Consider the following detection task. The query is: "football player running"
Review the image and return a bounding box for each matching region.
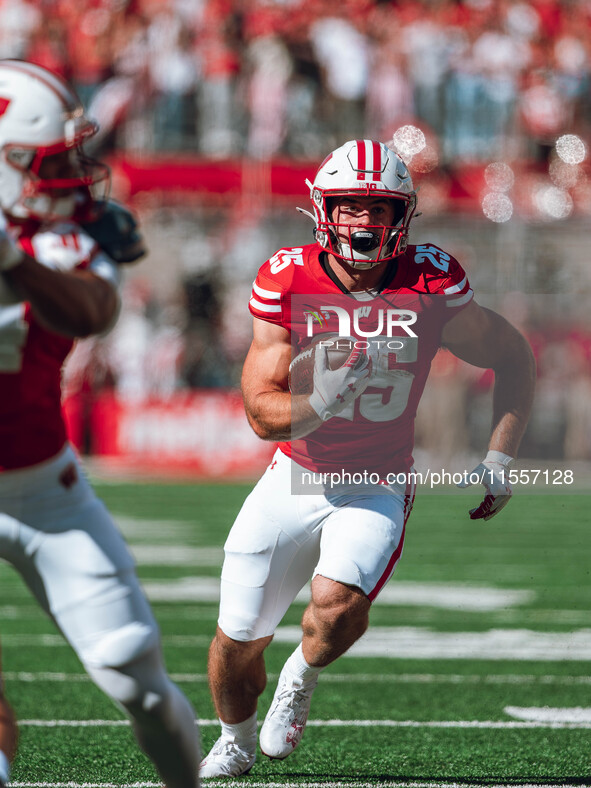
[0,61,200,787]
[200,139,536,778]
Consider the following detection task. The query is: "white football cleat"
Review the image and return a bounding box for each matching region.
[259,667,318,759]
[199,736,256,778]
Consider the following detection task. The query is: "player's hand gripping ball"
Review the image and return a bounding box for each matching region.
[289,335,372,420]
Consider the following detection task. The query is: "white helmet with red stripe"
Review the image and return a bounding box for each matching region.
[305,139,417,269]
[0,59,109,221]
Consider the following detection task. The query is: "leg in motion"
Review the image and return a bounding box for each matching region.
[87,637,200,788]
[200,628,272,778]
[18,473,202,788]
[260,575,370,759]
[0,664,17,788]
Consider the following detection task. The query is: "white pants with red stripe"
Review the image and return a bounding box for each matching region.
[218,448,415,642]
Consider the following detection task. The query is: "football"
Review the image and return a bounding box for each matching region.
[288,335,361,394]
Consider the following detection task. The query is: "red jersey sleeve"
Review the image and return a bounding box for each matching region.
[249,247,305,328]
[440,258,473,316]
[411,243,473,319]
[249,267,284,325]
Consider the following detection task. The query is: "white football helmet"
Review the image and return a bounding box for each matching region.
[0,60,109,221]
[302,139,417,269]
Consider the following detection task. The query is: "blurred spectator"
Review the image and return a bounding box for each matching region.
[245,33,293,159]
[0,0,41,60]
[518,67,570,161]
[27,18,69,78]
[197,0,242,157]
[88,11,152,153]
[365,33,413,141]
[105,279,154,403]
[148,5,200,150]
[402,7,453,141]
[309,16,369,142]
[6,0,590,165]
[68,5,116,106]
[470,16,529,159]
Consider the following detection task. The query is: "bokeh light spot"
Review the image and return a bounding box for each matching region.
[391,125,426,161]
[484,162,515,192]
[549,157,581,189]
[533,184,573,219]
[555,134,586,165]
[482,192,513,223]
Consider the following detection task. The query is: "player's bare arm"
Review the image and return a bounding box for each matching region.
[4,253,118,338]
[242,318,323,441]
[441,300,536,457]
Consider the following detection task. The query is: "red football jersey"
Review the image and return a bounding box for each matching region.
[249,243,473,476]
[0,219,119,471]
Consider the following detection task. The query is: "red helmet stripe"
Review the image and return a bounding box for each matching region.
[356,139,366,180]
[372,141,382,181]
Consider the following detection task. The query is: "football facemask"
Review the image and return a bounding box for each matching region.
[7,143,110,220]
[318,192,413,269]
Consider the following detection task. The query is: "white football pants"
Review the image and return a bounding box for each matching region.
[0,444,200,788]
[218,448,415,641]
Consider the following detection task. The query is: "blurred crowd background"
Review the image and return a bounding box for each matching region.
[5,0,590,161]
[7,0,589,467]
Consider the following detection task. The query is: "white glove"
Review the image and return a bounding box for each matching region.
[309,344,372,421]
[457,450,513,521]
[0,228,24,272]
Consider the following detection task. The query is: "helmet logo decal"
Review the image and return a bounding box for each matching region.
[355,140,382,182]
[0,97,10,118]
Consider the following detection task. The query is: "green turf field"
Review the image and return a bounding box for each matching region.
[2,479,591,787]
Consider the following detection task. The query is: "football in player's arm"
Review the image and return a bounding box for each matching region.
[0,60,200,788]
[200,139,536,779]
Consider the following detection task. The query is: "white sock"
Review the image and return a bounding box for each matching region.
[0,750,10,785]
[285,643,323,683]
[220,711,257,748]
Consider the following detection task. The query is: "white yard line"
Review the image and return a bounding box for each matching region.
[129,545,223,567]
[10,626,591,660]
[0,634,212,647]
[11,782,591,788]
[139,578,534,611]
[198,784,589,788]
[16,718,591,729]
[505,705,591,723]
[273,626,591,660]
[6,670,591,686]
